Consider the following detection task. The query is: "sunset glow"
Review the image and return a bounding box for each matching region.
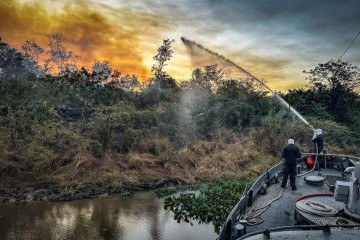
[1,0,359,91]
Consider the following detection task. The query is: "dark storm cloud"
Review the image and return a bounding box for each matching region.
[207,0,360,60]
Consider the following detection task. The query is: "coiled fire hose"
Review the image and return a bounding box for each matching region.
[241,184,285,225]
[295,200,338,216]
[295,200,359,228]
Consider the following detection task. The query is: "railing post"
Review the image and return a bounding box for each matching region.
[247,190,253,207]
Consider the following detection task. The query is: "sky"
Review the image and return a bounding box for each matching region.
[0,0,359,91]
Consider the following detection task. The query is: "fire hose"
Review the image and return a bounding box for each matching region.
[295,200,359,228]
[241,184,284,225]
[295,200,338,216]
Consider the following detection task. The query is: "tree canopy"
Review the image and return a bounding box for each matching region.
[304,59,360,91]
[286,59,360,126]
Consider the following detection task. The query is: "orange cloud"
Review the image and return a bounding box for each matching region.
[0,0,311,91]
[0,0,155,80]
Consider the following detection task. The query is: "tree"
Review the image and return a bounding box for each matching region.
[293,60,360,124]
[119,74,139,91]
[189,64,225,92]
[44,34,78,73]
[0,37,42,78]
[151,39,175,87]
[21,40,44,62]
[304,60,360,91]
[91,60,113,82]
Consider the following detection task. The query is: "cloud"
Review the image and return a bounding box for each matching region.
[1,0,359,90]
[0,0,175,80]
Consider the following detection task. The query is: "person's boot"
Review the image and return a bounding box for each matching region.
[292,186,297,191]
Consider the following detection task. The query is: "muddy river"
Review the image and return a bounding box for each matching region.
[0,191,217,240]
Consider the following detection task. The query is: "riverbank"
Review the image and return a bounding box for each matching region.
[0,168,244,204]
[1,130,282,204]
[0,181,129,204]
[0,179,200,204]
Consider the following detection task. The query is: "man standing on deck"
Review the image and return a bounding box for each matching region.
[281,139,302,190]
[312,129,324,174]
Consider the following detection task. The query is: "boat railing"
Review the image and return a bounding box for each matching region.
[237,224,360,240]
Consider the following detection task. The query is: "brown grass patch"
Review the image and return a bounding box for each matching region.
[126,152,156,170]
[138,137,172,154]
[0,161,20,177]
[74,148,98,172]
[191,140,216,156]
[100,154,120,173]
[2,151,20,162]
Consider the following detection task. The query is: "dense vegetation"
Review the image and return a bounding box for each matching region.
[1,36,359,232]
[164,179,250,233]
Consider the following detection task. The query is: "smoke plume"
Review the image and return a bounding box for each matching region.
[0,0,151,79]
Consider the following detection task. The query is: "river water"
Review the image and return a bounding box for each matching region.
[0,191,217,240]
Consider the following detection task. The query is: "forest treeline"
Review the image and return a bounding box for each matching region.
[0,35,359,194]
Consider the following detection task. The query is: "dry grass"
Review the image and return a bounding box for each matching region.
[100,154,121,173]
[0,161,19,177]
[0,151,21,177]
[2,151,20,162]
[125,152,156,170]
[49,151,74,171]
[191,140,216,156]
[20,121,353,191]
[138,137,172,154]
[74,148,98,171]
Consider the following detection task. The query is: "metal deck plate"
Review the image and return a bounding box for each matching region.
[304,176,325,186]
[324,175,345,186]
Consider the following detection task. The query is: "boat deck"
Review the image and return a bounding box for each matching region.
[246,168,342,233]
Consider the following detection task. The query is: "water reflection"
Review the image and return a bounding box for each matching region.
[0,192,217,240]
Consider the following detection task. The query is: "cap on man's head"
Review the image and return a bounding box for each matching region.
[288,139,295,144]
[316,129,322,134]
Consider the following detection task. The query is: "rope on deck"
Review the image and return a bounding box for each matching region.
[318,217,359,227]
[241,184,284,225]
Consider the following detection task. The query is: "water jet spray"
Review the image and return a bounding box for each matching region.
[181,37,315,132]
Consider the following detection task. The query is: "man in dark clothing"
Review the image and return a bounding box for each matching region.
[312,129,324,173]
[281,139,302,190]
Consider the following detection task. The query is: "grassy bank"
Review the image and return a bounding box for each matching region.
[1,53,360,204]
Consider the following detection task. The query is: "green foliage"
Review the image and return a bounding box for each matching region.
[309,118,359,147]
[284,88,332,119]
[119,190,132,197]
[130,110,158,129]
[286,87,360,125]
[190,64,225,92]
[187,79,271,137]
[164,179,250,233]
[153,185,201,197]
[290,60,360,125]
[123,128,143,150]
[304,60,360,91]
